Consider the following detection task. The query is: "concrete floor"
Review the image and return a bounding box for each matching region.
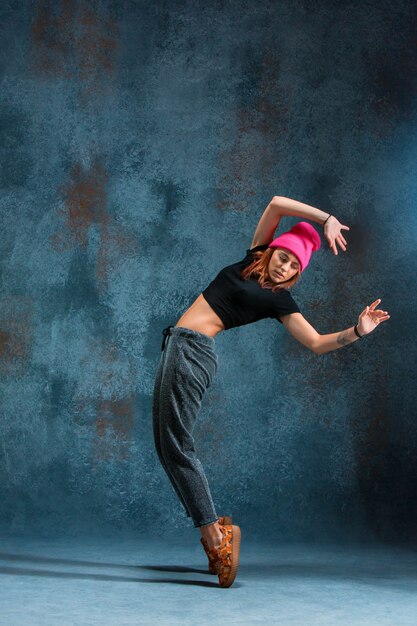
[1,532,417,625]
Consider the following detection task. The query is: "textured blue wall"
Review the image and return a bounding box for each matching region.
[1,0,416,542]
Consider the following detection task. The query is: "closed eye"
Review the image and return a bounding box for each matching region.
[280,255,299,270]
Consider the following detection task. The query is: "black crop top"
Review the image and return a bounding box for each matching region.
[202,243,301,330]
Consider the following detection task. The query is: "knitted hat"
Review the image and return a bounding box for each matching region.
[268,222,321,272]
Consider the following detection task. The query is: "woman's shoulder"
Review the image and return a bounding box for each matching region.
[239,243,268,268]
[246,242,269,254]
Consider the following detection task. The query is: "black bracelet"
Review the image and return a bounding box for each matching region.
[323,214,332,226]
[354,324,363,338]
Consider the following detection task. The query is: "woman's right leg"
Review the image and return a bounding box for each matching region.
[152,350,192,519]
[155,327,220,529]
[153,327,241,587]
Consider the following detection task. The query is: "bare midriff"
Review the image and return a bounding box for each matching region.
[174,294,226,338]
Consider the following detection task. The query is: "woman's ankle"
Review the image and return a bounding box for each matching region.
[200,520,223,549]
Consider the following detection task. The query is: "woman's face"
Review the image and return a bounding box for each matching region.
[268,248,300,283]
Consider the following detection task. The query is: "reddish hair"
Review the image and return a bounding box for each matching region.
[240,247,301,292]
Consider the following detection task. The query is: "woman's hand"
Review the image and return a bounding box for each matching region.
[357,299,390,336]
[324,215,350,255]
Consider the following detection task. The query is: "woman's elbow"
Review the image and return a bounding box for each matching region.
[312,337,323,356]
[295,339,321,355]
[271,195,283,206]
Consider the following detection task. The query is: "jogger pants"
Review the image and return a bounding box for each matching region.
[152,325,219,528]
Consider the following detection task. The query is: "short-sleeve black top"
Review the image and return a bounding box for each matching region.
[201,243,301,330]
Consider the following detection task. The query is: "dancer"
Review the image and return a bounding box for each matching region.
[152,195,390,588]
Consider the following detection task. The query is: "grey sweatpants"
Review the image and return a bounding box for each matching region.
[152,325,219,528]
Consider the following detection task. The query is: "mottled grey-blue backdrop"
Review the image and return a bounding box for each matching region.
[1,0,416,542]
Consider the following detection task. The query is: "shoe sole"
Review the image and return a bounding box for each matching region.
[219,524,241,589]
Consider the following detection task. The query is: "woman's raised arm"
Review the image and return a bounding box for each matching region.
[270,196,350,255]
[249,198,284,248]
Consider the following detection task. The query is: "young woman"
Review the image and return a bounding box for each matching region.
[152,195,390,588]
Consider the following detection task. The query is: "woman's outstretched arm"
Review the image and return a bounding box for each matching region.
[282,314,360,355]
[316,299,390,355]
[316,325,360,355]
[281,299,389,355]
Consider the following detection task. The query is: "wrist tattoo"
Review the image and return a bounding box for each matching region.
[336,331,351,347]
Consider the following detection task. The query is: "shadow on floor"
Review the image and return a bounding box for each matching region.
[0,552,145,569]
[2,551,417,582]
[0,553,244,587]
[2,549,417,591]
[0,565,224,587]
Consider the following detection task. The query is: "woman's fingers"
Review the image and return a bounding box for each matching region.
[359,299,390,330]
[327,229,351,254]
[326,235,336,254]
[328,228,349,253]
[366,310,388,317]
[336,235,346,250]
[362,299,390,319]
[327,237,339,254]
[375,308,390,317]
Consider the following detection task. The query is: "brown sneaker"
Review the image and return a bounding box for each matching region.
[200,515,232,574]
[208,524,241,588]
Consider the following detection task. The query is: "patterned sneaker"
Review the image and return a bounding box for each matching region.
[200,515,232,574]
[207,524,241,588]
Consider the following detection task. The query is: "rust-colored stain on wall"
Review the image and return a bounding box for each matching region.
[95,220,140,290]
[31,0,74,80]
[0,330,11,359]
[0,296,34,376]
[31,0,118,102]
[50,157,139,290]
[94,397,135,462]
[216,51,291,212]
[54,158,108,249]
[72,336,137,462]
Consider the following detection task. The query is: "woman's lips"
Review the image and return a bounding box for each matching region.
[275,271,284,278]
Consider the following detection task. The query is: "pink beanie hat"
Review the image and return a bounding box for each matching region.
[268,221,321,272]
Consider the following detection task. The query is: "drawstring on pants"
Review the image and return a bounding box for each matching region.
[161,325,175,351]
